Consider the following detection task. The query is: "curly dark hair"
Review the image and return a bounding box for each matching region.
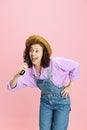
[23,39,50,68]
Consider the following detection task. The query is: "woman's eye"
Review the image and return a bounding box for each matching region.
[36,50,39,53]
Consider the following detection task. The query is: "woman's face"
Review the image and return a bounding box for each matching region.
[29,44,43,67]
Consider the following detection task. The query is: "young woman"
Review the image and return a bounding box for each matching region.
[7,35,80,130]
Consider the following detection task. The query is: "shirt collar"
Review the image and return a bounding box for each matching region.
[30,65,44,77]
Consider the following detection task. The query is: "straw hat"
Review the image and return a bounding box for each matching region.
[25,35,52,56]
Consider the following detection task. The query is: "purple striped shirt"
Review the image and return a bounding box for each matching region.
[7,57,80,91]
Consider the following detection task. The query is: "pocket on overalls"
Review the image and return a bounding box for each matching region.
[59,90,71,105]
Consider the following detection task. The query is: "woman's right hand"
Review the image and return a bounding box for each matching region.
[10,63,28,88]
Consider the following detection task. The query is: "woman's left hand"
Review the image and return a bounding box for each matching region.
[60,81,74,98]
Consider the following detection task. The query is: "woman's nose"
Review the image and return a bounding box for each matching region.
[32,51,35,55]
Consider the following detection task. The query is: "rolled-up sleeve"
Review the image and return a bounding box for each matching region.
[7,77,25,91]
[69,64,80,81]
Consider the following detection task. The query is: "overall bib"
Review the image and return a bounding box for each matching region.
[34,69,71,130]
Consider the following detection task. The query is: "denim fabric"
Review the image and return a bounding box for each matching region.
[34,70,71,130]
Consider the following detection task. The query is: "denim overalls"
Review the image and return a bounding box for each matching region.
[34,69,71,130]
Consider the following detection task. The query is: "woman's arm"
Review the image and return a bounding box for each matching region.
[10,73,21,88]
[9,63,28,89]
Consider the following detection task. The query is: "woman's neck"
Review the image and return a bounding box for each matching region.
[34,65,42,73]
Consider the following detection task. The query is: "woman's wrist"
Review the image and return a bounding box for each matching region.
[10,72,20,88]
[68,80,74,90]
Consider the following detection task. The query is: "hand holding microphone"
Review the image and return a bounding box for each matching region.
[10,63,28,88]
[19,63,28,75]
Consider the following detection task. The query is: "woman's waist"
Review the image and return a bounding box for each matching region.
[41,88,63,97]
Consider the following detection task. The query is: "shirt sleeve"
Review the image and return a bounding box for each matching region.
[52,57,80,81]
[7,78,25,92]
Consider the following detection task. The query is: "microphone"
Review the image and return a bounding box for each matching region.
[19,70,25,75]
[19,56,29,75]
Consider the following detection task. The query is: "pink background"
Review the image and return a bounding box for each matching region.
[0,0,87,130]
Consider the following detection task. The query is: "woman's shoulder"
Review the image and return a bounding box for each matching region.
[50,57,70,64]
[50,57,65,68]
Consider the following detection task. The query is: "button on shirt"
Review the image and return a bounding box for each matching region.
[7,57,80,91]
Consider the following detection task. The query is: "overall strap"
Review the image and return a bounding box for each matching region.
[47,68,52,80]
